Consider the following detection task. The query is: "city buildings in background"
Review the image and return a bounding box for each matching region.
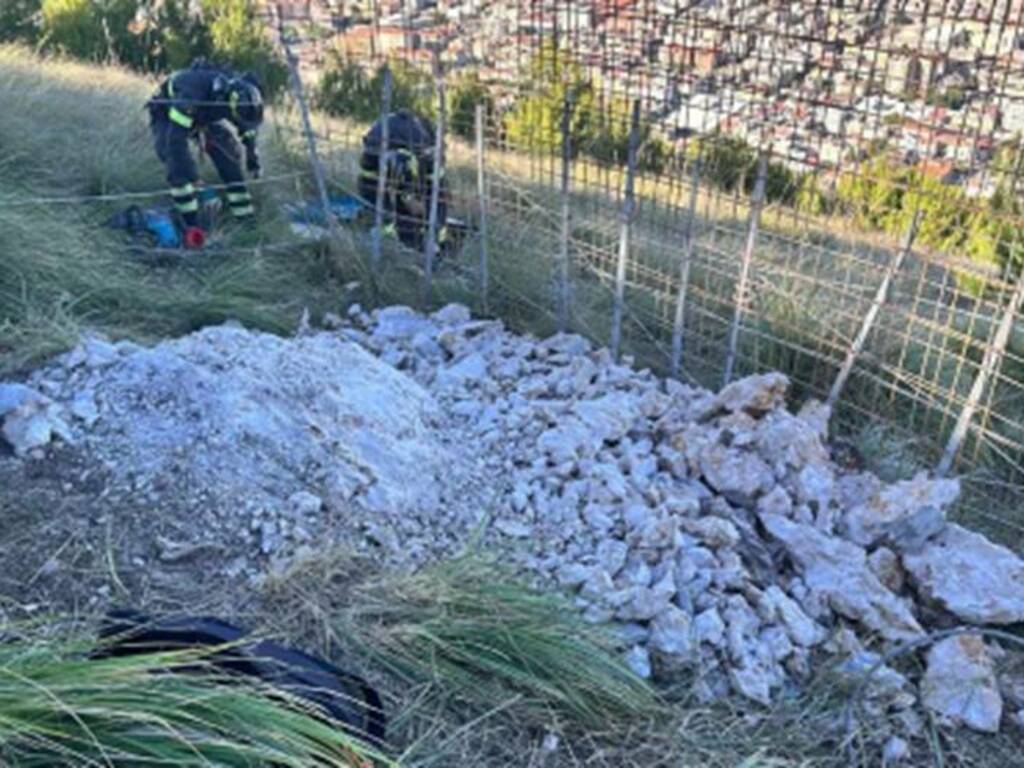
[270,0,1024,198]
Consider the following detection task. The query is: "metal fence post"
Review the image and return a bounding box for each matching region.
[275,6,334,238]
[371,66,392,271]
[722,154,768,386]
[938,269,1024,476]
[610,99,641,362]
[826,210,922,409]
[557,90,573,332]
[671,158,701,378]
[475,103,490,314]
[422,49,445,308]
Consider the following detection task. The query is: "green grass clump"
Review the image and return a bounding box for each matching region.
[338,556,659,730]
[0,627,389,766]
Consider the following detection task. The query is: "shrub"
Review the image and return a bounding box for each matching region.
[33,0,287,98]
[316,54,434,122]
[0,0,42,44]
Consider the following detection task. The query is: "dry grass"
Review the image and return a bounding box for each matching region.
[259,548,1024,768]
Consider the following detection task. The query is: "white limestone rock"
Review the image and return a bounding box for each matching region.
[843,472,959,547]
[903,524,1024,624]
[760,514,923,642]
[702,372,789,419]
[922,635,1003,733]
[699,444,775,507]
[649,605,695,657]
[759,585,827,647]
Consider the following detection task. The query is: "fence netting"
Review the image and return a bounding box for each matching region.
[267,0,1024,540]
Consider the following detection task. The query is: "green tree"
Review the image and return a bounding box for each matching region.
[316,55,434,123]
[691,134,756,194]
[504,41,595,155]
[40,0,106,60]
[42,0,138,63]
[448,72,492,140]
[34,0,286,98]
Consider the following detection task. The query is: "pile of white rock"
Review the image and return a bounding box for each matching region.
[5,303,1024,738]
[337,304,1024,735]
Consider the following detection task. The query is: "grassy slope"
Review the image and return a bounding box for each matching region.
[0,45,351,375]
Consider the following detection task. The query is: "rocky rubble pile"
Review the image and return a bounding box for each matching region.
[1,326,493,574]
[5,303,1024,738]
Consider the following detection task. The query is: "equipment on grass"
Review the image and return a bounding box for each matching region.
[106,206,182,248]
[91,609,387,745]
[107,187,223,252]
[183,226,207,249]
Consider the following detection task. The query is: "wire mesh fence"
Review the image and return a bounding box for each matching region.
[268,0,1024,537]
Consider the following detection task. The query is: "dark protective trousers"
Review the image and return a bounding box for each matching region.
[358,149,448,252]
[150,111,254,226]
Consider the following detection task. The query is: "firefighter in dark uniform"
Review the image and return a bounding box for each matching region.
[147,60,264,247]
[358,109,449,253]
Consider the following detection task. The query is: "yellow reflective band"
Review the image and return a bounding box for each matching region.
[227,191,251,203]
[169,107,194,128]
[438,226,449,243]
[231,205,255,217]
[176,199,199,213]
[170,183,195,196]
[359,169,378,179]
[243,129,257,140]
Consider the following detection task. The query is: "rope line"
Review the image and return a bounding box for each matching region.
[3,173,305,208]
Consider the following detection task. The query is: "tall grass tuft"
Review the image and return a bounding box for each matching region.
[337,556,660,730]
[0,629,390,766]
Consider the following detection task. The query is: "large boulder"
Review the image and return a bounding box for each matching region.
[843,473,959,547]
[699,444,775,508]
[702,372,789,419]
[903,524,1024,624]
[760,514,923,642]
[572,392,640,444]
[0,383,70,456]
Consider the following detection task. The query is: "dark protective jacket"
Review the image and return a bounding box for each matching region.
[148,64,261,226]
[358,109,448,252]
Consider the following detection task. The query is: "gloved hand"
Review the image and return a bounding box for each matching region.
[246,148,262,179]
[183,226,207,250]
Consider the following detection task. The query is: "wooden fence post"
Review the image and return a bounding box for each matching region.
[371,66,392,271]
[722,154,768,387]
[671,158,701,377]
[826,210,921,409]
[610,99,641,362]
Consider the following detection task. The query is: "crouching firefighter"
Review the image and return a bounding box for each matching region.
[358,109,450,254]
[147,60,264,248]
